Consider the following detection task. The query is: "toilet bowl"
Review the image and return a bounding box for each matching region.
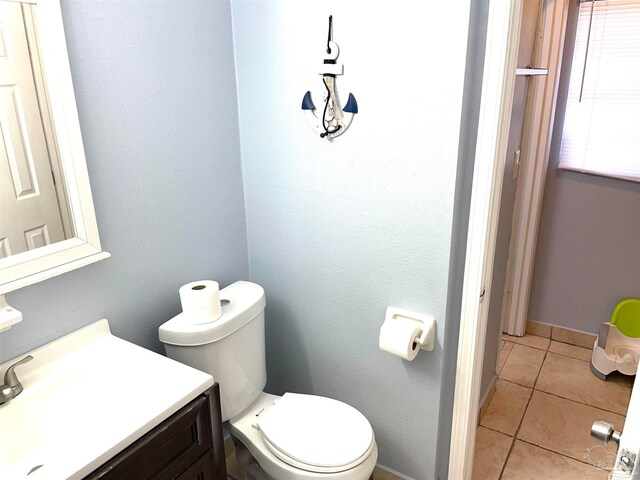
[159,281,378,480]
[230,392,377,480]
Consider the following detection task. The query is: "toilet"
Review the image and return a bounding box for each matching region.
[159,281,378,480]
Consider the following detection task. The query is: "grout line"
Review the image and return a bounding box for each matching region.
[545,349,592,361]
[479,424,515,438]
[497,431,516,480]
[513,336,552,351]
[498,348,548,479]
[496,378,535,389]
[494,378,533,391]
[516,438,612,473]
[496,342,515,376]
[530,344,549,390]
[532,388,628,418]
[549,334,597,349]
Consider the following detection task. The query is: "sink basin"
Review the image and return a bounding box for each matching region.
[1,359,100,478]
[0,320,213,479]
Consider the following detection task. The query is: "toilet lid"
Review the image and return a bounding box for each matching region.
[257,393,374,473]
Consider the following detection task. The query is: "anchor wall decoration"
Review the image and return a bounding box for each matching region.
[301,16,358,140]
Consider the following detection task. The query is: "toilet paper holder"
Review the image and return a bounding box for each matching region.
[385,307,436,352]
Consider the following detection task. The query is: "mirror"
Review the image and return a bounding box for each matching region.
[0,0,109,294]
[1,0,74,258]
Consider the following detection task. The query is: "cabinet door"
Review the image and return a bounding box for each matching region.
[86,396,212,480]
[176,452,216,480]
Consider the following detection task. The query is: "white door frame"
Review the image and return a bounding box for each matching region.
[448,0,573,476]
[501,0,571,336]
[447,1,523,477]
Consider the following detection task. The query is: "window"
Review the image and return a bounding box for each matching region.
[559,0,640,182]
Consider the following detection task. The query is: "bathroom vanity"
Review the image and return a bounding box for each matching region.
[86,386,225,479]
[0,320,226,480]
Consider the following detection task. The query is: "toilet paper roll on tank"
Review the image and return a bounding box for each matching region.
[379,307,436,360]
[178,280,222,324]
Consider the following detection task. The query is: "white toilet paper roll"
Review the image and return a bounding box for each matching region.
[179,280,222,324]
[379,318,423,361]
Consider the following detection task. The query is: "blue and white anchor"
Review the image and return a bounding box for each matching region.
[301,16,358,139]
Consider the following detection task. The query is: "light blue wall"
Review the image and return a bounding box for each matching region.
[529,172,640,334]
[2,2,479,478]
[0,0,248,363]
[231,1,471,478]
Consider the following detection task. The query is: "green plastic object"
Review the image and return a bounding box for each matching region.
[611,299,640,338]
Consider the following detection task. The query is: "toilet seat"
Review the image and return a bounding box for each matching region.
[256,393,375,474]
[229,392,377,479]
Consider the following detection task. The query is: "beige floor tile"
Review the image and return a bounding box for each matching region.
[472,426,513,480]
[526,320,552,339]
[536,352,632,415]
[224,436,235,457]
[517,391,624,467]
[496,341,515,374]
[372,466,403,480]
[479,382,497,424]
[501,440,606,479]
[224,438,247,479]
[551,326,597,349]
[230,456,405,480]
[516,334,551,351]
[502,333,518,342]
[499,344,546,387]
[226,451,243,479]
[480,380,532,436]
[549,340,593,362]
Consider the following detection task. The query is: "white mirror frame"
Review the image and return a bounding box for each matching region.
[0,0,109,294]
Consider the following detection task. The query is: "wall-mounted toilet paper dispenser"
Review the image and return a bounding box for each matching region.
[379,307,436,361]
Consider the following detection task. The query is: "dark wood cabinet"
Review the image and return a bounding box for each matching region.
[86,384,226,480]
[176,452,217,480]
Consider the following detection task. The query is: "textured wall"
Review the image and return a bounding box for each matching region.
[528,0,640,334]
[231,1,471,478]
[0,0,248,363]
[529,174,640,334]
[1,2,479,477]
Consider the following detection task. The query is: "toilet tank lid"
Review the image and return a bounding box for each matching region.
[159,281,265,346]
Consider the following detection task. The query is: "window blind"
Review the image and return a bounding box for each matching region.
[559,0,640,182]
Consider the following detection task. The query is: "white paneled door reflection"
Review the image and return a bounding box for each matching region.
[0,1,65,258]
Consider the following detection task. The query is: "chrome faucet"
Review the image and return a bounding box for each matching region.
[0,355,33,405]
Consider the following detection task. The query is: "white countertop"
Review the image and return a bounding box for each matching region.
[0,319,213,480]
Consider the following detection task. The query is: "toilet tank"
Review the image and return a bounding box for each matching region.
[159,281,266,421]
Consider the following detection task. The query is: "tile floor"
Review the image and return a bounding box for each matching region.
[473,333,634,479]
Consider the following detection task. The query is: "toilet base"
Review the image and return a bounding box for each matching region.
[228,393,377,480]
[233,439,375,480]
